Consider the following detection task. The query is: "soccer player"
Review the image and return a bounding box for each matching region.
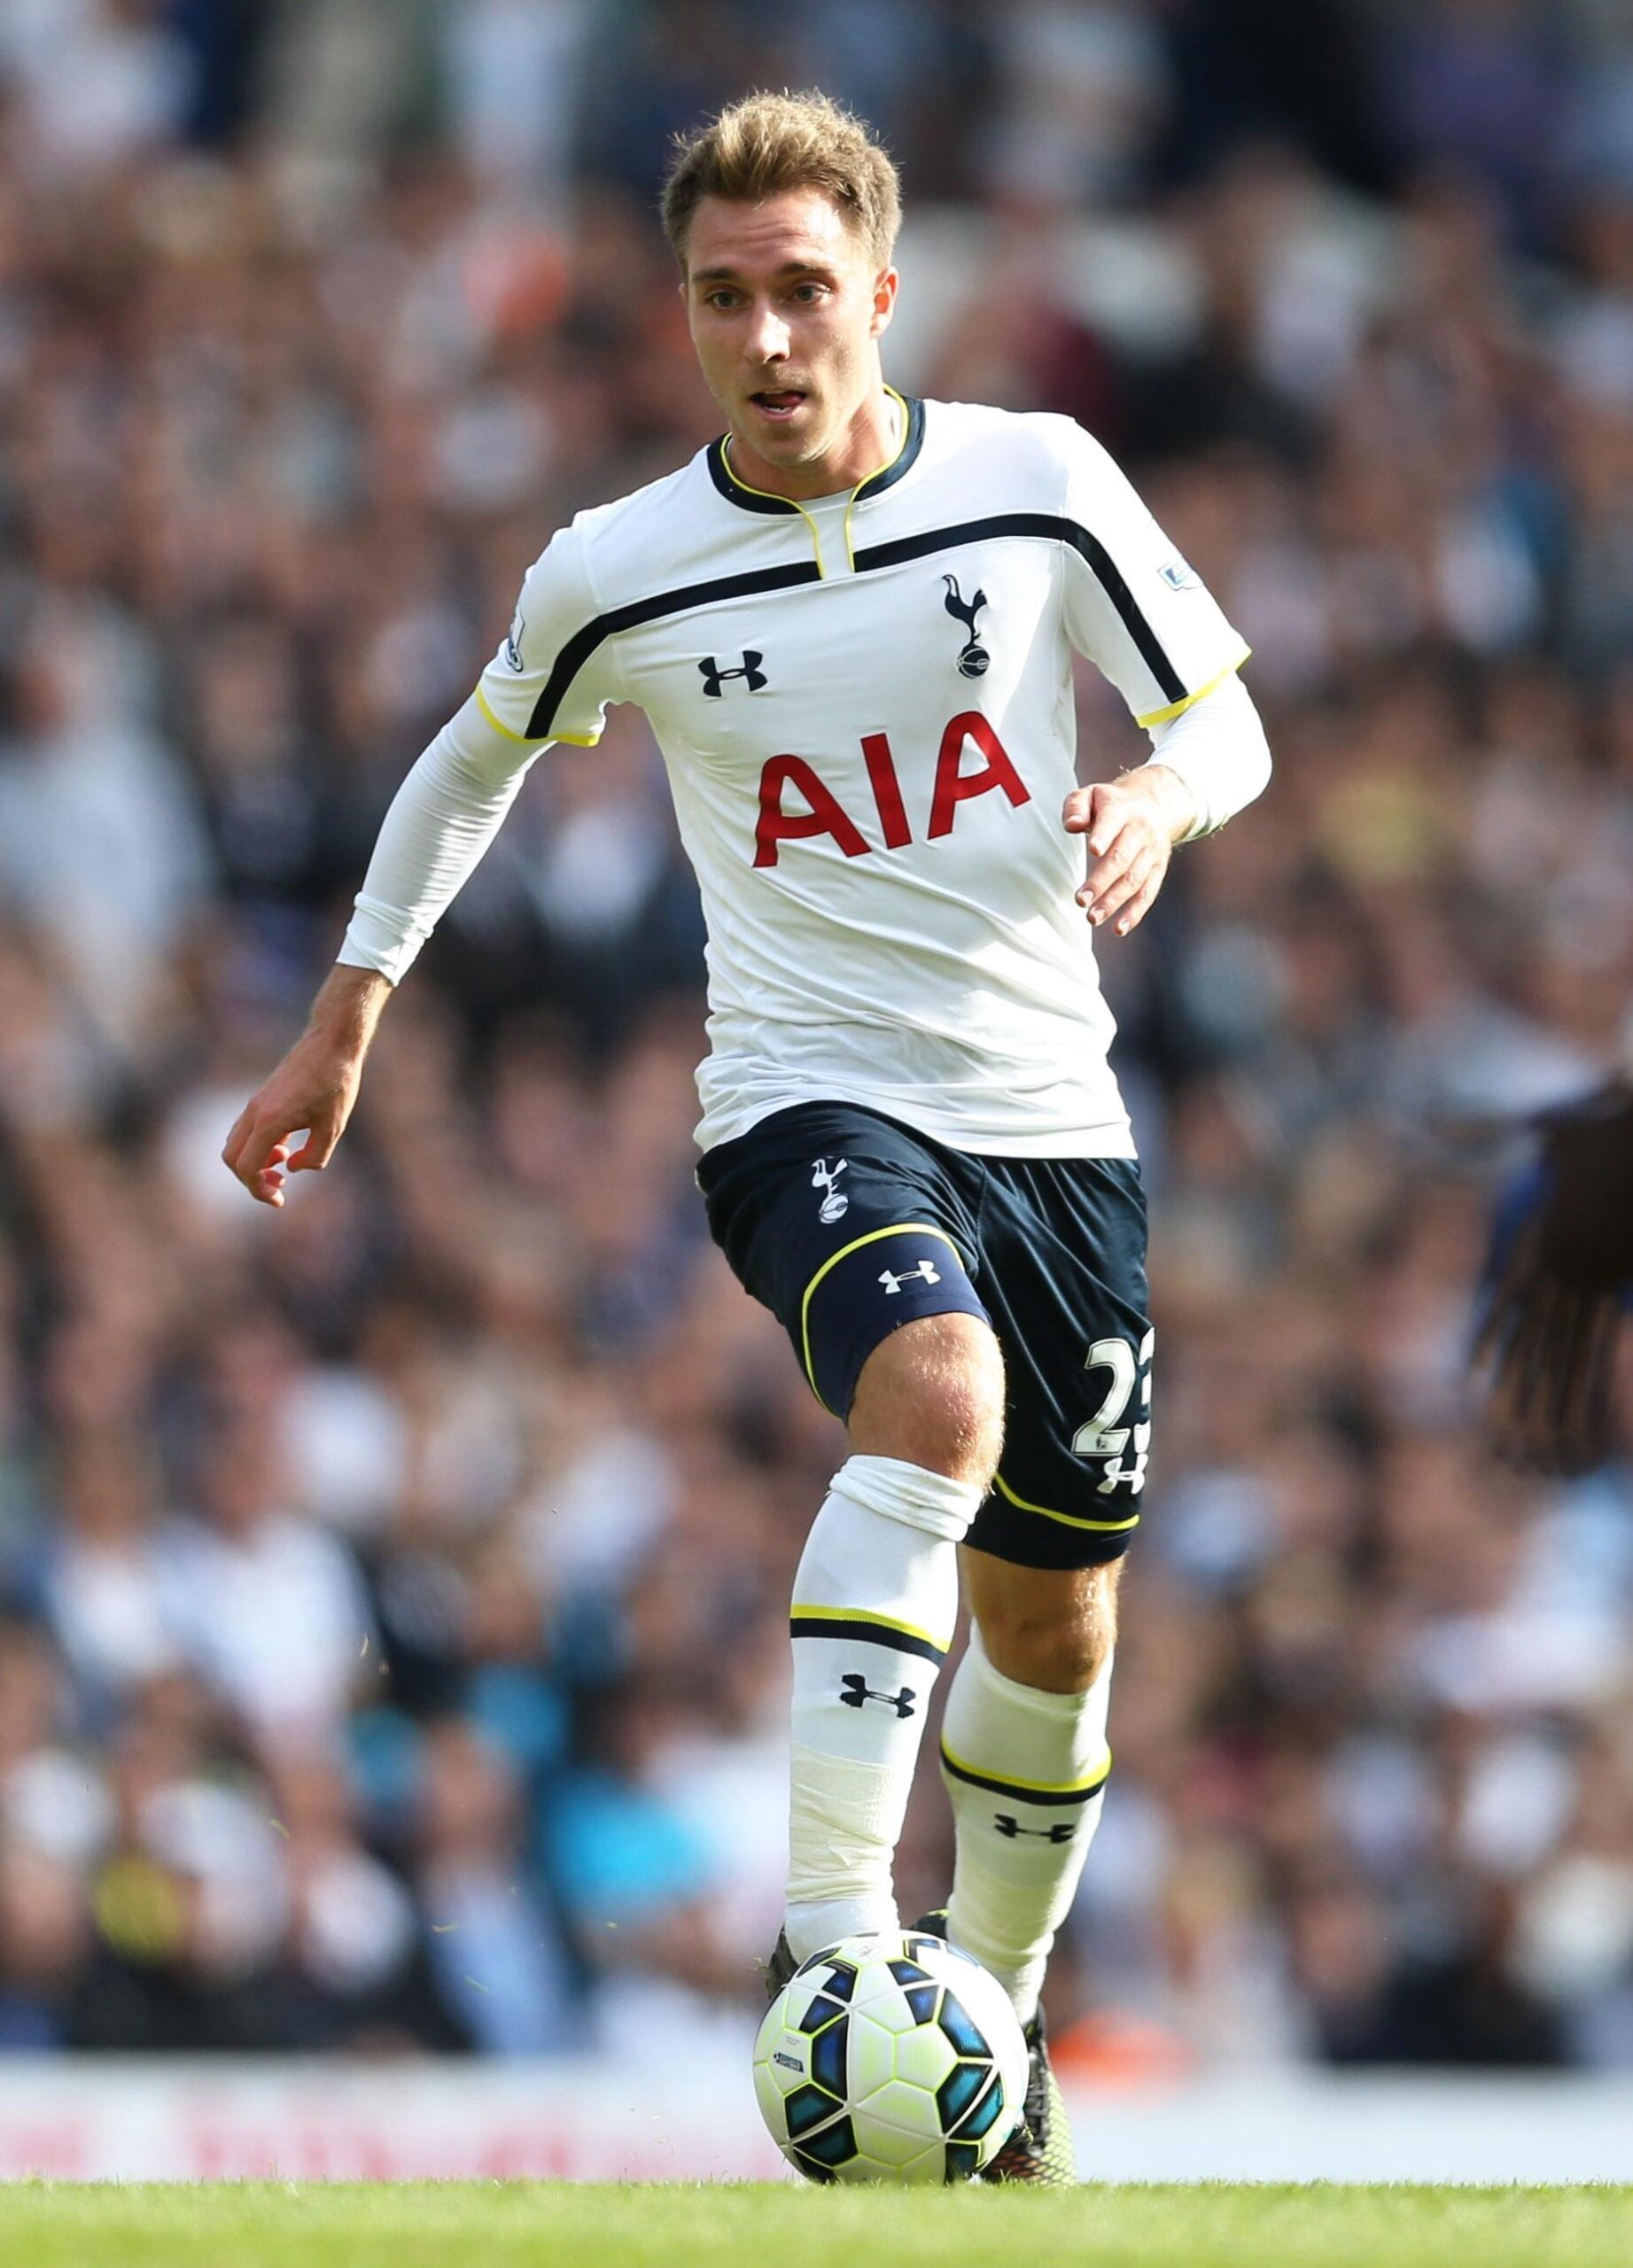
[223,92,1271,2180]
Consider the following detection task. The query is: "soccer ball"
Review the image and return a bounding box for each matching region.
[753,1930,1028,2183]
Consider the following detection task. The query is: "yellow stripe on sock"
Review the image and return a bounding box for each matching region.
[789,1603,953,1654]
[940,1737,1113,1799]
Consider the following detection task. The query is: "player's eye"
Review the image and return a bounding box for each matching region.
[791,283,827,304]
[704,289,740,310]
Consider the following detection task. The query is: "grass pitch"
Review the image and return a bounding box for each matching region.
[5,2182,1633,2268]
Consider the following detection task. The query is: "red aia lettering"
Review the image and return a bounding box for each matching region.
[752,717,1030,867]
[927,712,1031,839]
[860,732,913,850]
[753,753,870,868]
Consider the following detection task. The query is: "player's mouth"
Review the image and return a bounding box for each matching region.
[748,388,808,423]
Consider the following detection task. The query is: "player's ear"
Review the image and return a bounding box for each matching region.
[870,266,898,339]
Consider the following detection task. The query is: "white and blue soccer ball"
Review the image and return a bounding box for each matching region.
[753,1930,1028,2183]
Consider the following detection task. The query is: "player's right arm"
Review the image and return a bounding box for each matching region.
[222,526,612,1206]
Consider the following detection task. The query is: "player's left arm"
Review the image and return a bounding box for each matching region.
[1066,672,1272,935]
[1054,420,1271,934]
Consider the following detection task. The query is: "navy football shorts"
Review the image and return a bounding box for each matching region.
[696,1100,1152,1570]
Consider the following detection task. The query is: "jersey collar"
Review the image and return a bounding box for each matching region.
[707,390,925,517]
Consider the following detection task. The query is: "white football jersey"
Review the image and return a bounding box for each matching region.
[400,394,1250,1156]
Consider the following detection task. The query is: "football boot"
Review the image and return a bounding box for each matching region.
[910,1908,1077,2186]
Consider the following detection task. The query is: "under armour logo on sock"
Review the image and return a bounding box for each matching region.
[879,1260,941,1294]
[839,1674,916,1718]
[994,1814,1075,1843]
[699,650,767,697]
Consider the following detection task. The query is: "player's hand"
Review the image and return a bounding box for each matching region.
[222,966,391,1208]
[1063,765,1197,937]
[222,1036,366,1207]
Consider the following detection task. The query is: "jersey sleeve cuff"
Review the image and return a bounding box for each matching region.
[338,900,428,988]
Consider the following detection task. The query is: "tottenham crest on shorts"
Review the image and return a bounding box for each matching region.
[812,1157,849,1223]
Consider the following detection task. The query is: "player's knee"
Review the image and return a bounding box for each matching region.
[848,1312,1005,1490]
[976,1562,1119,1695]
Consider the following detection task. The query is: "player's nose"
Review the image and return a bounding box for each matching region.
[744,299,791,361]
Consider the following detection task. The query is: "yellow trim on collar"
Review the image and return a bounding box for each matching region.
[841,385,912,572]
[1135,648,1251,731]
[719,439,830,577]
[721,386,913,579]
[475,683,600,747]
[991,1468,1141,1534]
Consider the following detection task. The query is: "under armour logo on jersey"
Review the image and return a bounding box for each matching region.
[942,576,989,678]
[699,650,767,697]
[994,1815,1075,1843]
[839,1674,916,1718]
[811,1156,850,1224]
[880,1260,941,1294]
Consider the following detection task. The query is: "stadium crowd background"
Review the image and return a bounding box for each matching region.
[0,0,1631,2076]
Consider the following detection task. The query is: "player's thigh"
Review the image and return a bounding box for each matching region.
[696,1101,988,1423]
[965,1155,1153,1573]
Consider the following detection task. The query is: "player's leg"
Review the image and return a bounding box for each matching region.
[943,1551,1119,2023]
[696,1102,993,1965]
[939,1154,1150,2024]
[783,1309,1004,1961]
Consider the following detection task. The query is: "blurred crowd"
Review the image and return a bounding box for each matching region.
[1,0,1632,2075]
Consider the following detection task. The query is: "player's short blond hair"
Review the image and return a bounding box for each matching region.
[661,90,902,272]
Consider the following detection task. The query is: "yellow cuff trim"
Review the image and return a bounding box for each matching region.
[474,683,601,747]
[1135,647,1251,731]
[789,1603,953,1653]
[799,1223,967,1415]
[992,1468,1141,1534]
[940,1737,1113,1798]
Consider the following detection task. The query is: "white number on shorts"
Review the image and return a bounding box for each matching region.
[1071,1329,1154,1495]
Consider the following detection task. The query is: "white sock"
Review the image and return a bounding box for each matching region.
[941,1626,1113,2024]
[784,1454,982,1964]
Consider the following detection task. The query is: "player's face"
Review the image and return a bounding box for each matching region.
[684,189,897,483]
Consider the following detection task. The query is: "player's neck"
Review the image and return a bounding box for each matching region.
[726,384,901,503]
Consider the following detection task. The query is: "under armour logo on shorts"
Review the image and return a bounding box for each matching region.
[880,1260,941,1294]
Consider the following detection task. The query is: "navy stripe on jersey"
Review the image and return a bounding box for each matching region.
[525,488,1183,740]
[852,515,1186,706]
[525,559,820,739]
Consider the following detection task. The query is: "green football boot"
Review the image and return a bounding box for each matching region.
[911,1909,1077,2186]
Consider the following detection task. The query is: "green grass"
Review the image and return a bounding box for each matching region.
[4,2183,1632,2268]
